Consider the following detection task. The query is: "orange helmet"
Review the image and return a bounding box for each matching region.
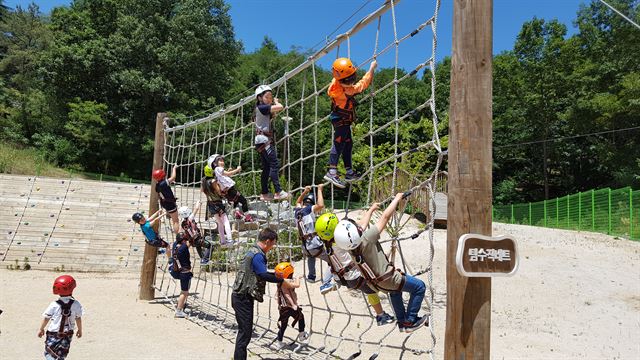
[152,169,165,181]
[53,275,76,296]
[332,58,356,80]
[275,262,294,279]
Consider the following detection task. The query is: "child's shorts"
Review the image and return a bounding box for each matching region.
[44,331,73,359]
[160,200,178,213]
[146,238,168,248]
[179,271,193,291]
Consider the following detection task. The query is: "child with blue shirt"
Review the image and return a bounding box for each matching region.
[132,209,170,257]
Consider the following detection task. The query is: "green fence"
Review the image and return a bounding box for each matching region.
[493,187,639,241]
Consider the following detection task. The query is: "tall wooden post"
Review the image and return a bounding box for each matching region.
[139,113,166,300]
[445,0,493,359]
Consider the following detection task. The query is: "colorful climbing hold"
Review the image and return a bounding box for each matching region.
[54,243,59,247]
[50,214,55,217]
[16,241,21,245]
[24,222,29,225]
[36,187,40,191]
[44,233,49,236]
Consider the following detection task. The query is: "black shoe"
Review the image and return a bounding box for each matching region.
[402,315,429,333]
[323,173,346,188]
[345,171,362,181]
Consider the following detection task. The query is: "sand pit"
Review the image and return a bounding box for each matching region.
[1,222,638,359]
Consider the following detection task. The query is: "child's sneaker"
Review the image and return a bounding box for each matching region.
[234,209,244,219]
[376,312,395,326]
[306,276,318,283]
[244,213,255,222]
[175,309,187,318]
[319,279,338,295]
[401,316,428,333]
[274,191,290,200]
[323,172,346,188]
[200,258,210,266]
[260,193,273,201]
[297,331,310,345]
[272,340,286,351]
[345,170,362,181]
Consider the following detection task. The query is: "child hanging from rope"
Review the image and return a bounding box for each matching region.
[294,184,326,283]
[324,58,377,188]
[315,212,396,326]
[38,275,83,360]
[132,210,170,258]
[334,192,428,333]
[152,165,180,233]
[212,154,254,222]
[254,85,290,201]
[178,201,214,266]
[201,163,235,246]
[273,262,310,351]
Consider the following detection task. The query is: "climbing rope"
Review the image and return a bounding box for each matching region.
[152,0,443,358]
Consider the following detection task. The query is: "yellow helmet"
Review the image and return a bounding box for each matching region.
[275,262,294,279]
[204,164,214,177]
[315,212,339,241]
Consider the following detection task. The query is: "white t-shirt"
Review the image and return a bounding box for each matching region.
[42,296,84,332]
[214,166,235,191]
[332,244,361,281]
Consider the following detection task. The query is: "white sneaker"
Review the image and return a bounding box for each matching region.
[175,309,187,318]
[274,191,290,200]
[297,331,310,345]
[273,340,286,350]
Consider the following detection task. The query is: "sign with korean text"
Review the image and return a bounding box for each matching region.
[455,234,519,277]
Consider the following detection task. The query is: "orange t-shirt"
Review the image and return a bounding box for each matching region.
[327,70,374,110]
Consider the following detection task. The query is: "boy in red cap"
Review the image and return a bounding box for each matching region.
[152,165,180,233]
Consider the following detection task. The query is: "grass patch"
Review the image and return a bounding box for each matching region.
[0,143,70,178]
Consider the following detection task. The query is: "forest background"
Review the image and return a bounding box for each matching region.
[0,0,638,204]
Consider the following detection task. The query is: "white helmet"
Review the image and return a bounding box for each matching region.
[178,206,192,219]
[207,154,220,168]
[255,85,272,97]
[334,219,363,251]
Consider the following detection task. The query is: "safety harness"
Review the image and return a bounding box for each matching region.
[255,128,274,153]
[323,240,362,288]
[331,95,357,127]
[181,218,203,247]
[295,209,323,258]
[351,239,405,293]
[45,299,75,359]
[277,287,304,328]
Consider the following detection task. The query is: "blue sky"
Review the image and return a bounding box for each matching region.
[6,0,588,71]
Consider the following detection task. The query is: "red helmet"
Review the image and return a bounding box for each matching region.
[152,169,166,181]
[53,275,76,296]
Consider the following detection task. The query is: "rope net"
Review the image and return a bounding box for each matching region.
[152,1,443,358]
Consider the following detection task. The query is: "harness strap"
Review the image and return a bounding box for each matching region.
[55,299,74,337]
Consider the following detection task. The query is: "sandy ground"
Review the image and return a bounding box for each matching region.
[1,222,639,360]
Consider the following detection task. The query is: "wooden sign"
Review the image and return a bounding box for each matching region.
[455,234,519,277]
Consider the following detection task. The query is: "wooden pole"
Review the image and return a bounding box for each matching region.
[139,113,166,300]
[445,0,493,359]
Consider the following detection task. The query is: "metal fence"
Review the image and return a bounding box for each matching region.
[493,187,639,241]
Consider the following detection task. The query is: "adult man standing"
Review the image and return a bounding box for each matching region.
[232,228,294,359]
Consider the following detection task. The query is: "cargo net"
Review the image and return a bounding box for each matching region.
[152,0,444,358]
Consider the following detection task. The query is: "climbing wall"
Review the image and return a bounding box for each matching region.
[0,174,150,272]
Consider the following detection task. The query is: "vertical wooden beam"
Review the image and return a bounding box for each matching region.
[139,113,166,300]
[445,0,493,359]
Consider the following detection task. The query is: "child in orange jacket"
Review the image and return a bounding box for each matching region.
[323,58,377,188]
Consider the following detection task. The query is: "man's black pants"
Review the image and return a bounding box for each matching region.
[232,292,254,360]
